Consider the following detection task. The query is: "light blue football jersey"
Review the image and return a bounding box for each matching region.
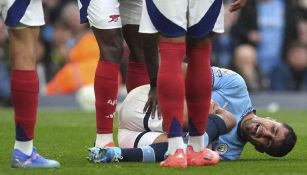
[210,67,254,160]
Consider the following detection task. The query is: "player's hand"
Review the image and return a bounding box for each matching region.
[229,0,247,12]
[143,87,161,120]
[209,100,219,115]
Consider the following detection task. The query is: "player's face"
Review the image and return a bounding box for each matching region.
[241,117,288,149]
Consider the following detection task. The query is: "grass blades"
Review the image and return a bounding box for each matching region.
[0,109,306,175]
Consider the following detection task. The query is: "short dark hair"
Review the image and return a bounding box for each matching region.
[286,42,307,57]
[260,124,297,157]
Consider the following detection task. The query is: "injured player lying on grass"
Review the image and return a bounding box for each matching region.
[88,67,297,163]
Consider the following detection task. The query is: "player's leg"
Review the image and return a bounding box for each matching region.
[89,129,168,163]
[158,35,187,168]
[184,0,224,166]
[91,27,123,148]
[2,0,60,168]
[144,0,189,167]
[120,0,150,92]
[8,23,60,169]
[89,97,234,163]
[78,0,124,147]
[93,113,232,163]
[186,35,213,150]
[9,28,58,169]
[123,25,149,92]
[9,28,40,156]
[91,142,168,163]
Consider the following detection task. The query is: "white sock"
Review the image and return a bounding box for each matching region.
[168,137,185,155]
[95,133,113,148]
[188,134,205,152]
[14,140,33,156]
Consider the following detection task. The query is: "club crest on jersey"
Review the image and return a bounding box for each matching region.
[108,15,120,23]
[107,99,117,106]
[215,143,228,155]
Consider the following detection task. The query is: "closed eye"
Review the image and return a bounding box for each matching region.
[271,125,278,136]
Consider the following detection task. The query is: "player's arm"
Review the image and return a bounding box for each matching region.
[152,101,236,149]
[212,101,237,133]
[204,100,237,145]
[183,100,236,144]
[142,33,161,119]
[183,100,236,132]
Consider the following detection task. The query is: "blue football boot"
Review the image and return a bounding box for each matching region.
[11,148,60,169]
[88,147,122,163]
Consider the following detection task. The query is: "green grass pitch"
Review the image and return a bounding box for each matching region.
[0,108,306,175]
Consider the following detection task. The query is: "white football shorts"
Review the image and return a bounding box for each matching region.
[119,0,143,26]
[139,0,224,38]
[0,0,44,28]
[78,0,122,29]
[118,129,163,148]
[118,85,164,148]
[78,0,144,29]
[118,84,211,148]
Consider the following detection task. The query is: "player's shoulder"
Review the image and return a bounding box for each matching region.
[212,67,239,77]
[211,67,246,89]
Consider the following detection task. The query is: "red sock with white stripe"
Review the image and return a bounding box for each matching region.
[94,60,119,147]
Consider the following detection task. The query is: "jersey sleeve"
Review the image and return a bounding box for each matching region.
[212,67,246,96]
[211,67,249,108]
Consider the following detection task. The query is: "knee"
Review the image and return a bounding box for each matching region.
[11,47,37,69]
[98,33,124,63]
[92,27,124,63]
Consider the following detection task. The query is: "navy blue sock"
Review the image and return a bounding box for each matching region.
[121,148,143,162]
[149,142,168,162]
[121,142,168,162]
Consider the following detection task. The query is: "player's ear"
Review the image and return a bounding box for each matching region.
[255,146,265,153]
